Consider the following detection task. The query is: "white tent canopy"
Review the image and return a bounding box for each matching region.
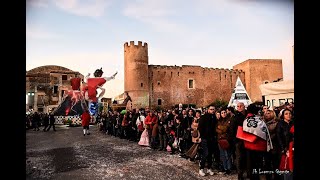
[259,80,294,95]
[259,80,294,107]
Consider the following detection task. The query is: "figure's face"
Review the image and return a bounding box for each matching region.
[283,110,292,121]
[208,106,215,114]
[182,110,187,115]
[221,110,227,118]
[237,103,245,112]
[215,112,221,119]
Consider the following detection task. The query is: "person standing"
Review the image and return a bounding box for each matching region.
[32,112,41,131]
[81,110,91,136]
[197,105,218,176]
[216,108,233,175]
[232,102,247,180]
[46,112,56,131]
[42,113,49,131]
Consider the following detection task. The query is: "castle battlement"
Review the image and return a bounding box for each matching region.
[124,41,148,48]
[147,64,246,75]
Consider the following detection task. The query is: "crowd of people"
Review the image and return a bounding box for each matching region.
[94,102,294,180]
[26,112,56,131]
[26,101,294,179]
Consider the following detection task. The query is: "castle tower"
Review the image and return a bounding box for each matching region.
[124,41,149,109]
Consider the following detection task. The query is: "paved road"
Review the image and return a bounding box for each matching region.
[26,125,238,180]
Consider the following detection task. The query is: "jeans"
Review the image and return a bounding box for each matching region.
[218,145,232,171]
[199,139,214,170]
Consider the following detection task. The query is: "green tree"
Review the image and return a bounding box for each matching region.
[207,99,228,110]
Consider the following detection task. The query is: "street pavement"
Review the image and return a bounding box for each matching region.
[26,125,238,180]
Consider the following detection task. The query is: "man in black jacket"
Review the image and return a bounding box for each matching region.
[232,102,247,180]
[46,112,56,131]
[197,106,217,176]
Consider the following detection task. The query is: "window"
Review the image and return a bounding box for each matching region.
[53,86,58,94]
[141,83,143,87]
[178,72,180,76]
[158,99,162,106]
[157,81,161,86]
[61,90,65,97]
[62,75,68,80]
[188,79,194,89]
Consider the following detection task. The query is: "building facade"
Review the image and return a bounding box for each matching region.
[26,65,84,113]
[124,41,283,109]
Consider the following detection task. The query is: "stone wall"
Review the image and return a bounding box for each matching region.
[149,65,245,108]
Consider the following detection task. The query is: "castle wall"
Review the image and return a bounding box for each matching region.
[233,59,283,102]
[149,65,245,109]
[124,41,149,109]
[123,41,284,109]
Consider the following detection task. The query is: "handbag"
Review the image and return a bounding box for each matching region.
[192,129,199,138]
[218,139,230,150]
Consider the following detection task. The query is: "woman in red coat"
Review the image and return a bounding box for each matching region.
[81,110,91,136]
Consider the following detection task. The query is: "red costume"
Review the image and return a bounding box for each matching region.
[81,111,91,127]
[70,77,81,90]
[82,77,107,103]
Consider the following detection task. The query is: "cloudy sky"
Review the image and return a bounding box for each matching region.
[26,0,294,98]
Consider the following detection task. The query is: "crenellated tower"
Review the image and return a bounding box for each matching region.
[124,41,149,109]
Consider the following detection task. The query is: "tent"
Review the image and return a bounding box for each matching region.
[259,80,294,107]
[228,76,252,109]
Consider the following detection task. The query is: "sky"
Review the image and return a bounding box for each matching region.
[26,0,294,99]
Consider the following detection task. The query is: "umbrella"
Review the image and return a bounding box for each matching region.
[120,109,127,115]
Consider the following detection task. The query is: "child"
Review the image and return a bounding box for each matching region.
[167,130,177,154]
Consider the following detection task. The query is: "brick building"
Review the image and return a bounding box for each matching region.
[26,65,83,113]
[124,41,283,109]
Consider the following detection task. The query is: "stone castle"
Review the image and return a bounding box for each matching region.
[124,41,283,109]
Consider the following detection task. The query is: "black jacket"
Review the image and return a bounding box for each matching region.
[231,111,247,143]
[276,120,294,153]
[198,113,217,140]
[49,114,55,125]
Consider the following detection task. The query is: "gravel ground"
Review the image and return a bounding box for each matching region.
[26,125,238,180]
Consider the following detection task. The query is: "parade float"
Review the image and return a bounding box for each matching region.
[52,68,117,126]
